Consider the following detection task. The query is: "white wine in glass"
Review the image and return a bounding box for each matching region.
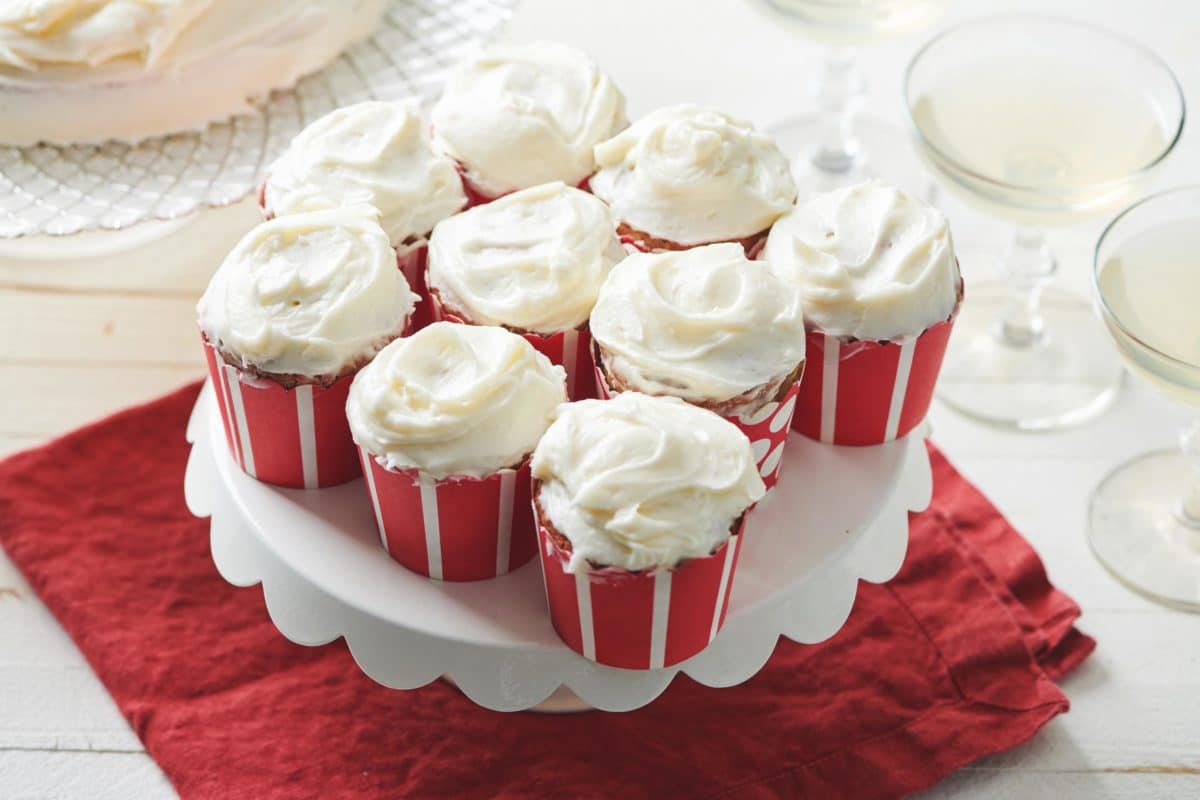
[1091,187,1200,610]
[905,16,1185,431]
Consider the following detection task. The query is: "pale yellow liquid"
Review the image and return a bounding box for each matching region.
[911,60,1173,223]
[1098,220,1200,407]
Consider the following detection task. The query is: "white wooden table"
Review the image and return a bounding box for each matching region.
[2,1,1199,796]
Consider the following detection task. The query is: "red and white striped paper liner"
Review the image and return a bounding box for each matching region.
[202,340,360,488]
[792,315,956,446]
[536,519,745,669]
[430,298,595,401]
[593,364,799,490]
[358,450,537,581]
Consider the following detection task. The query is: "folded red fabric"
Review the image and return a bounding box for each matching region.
[0,383,1093,800]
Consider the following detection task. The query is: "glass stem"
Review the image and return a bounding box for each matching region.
[1178,420,1200,527]
[810,47,866,174]
[999,228,1056,347]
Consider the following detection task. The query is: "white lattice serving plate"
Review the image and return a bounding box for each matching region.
[0,0,514,239]
[184,382,932,712]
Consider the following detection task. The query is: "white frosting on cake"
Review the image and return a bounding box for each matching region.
[533,393,764,574]
[197,206,414,378]
[0,0,386,145]
[347,322,567,480]
[591,243,806,404]
[264,100,466,246]
[590,104,796,246]
[427,182,624,333]
[430,41,626,197]
[765,180,960,341]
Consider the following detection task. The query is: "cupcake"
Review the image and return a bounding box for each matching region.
[589,104,795,254]
[260,100,467,328]
[765,180,962,445]
[590,243,806,488]
[426,181,625,399]
[198,207,417,488]
[531,392,765,669]
[347,322,567,581]
[430,41,626,204]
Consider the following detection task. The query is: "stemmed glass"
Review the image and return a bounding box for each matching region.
[754,0,946,193]
[904,16,1185,430]
[1091,187,1200,610]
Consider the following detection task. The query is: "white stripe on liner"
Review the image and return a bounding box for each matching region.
[649,571,672,669]
[883,337,917,442]
[575,572,596,661]
[560,329,579,395]
[295,385,318,488]
[211,359,240,466]
[360,451,389,554]
[709,536,739,643]
[820,338,840,443]
[496,470,515,576]
[225,365,256,477]
[419,473,443,580]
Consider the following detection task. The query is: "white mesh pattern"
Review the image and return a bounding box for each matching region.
[0,0,515,238]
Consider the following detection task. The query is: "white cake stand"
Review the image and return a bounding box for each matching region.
[184,383,932,712]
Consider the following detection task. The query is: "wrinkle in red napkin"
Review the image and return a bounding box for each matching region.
[0,383,1093,800]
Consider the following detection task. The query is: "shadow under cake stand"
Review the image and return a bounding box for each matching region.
[184,383,933,712]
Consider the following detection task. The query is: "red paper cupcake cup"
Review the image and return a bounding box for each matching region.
[358,450,537,581]
[430,295,595,401]
[536,514,746,670]
[792,309,958,446]
[593,364,798,490]
[202,338,360,488]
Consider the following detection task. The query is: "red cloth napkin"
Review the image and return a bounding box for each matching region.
[0,382,1093,800]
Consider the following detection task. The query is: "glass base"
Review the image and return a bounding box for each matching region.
[936,282,1123,430]
[1089,450,1200,611]
[765,114,931,197]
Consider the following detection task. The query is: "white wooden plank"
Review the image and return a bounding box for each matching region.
[919,769,1200,799]
[0,751,175,800]
[0,552,145,754]
[0,364,200,438]
[0,291,202,366]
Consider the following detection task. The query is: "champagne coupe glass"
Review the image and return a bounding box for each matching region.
[905,16,1185,430]
[755,0,947,193]
[1091,187,1200,610]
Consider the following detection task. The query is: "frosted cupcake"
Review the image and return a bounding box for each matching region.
[426,181,624,399]
[430,41,626,204]
[347,322,567,581]
[765,180,962,445]
[532,393,764,669]
[261,100,467,328]
[590,104,795,254]
[198,207,417,488]
[590,243,806,487]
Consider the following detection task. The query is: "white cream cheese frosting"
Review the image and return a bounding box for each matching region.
[590,243,806,404]
[430,41,627,197]
[427,182,624,333]
[264,100,466,247]
[589,104,796,246]
[197,206,415,378]
[532,392,764,574]
[347,322,567,480]
[0,0,386,146]
[765,180,961,341]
